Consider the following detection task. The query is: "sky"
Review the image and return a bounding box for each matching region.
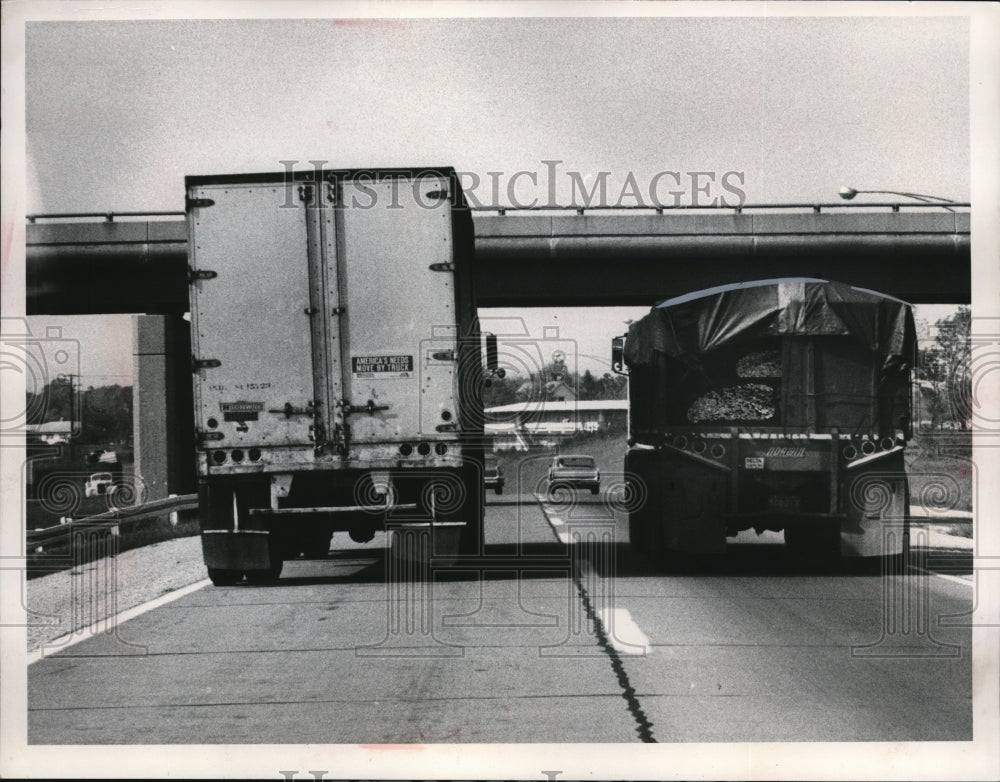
[14,9,976,382]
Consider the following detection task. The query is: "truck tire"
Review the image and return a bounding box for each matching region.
[785,520,840,568]
[245,562,283,585]
[208,568,242,586]
[302,527,332,559]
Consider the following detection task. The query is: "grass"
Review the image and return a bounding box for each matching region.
[906,432,973,516]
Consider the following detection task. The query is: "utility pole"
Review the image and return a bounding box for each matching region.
[59,373,78,459]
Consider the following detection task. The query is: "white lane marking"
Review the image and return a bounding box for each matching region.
[556,531,572,545]
[549,516,565,526]
[28,578,211,665]
[935,573,974,587]
[909,564,974,588]
[597,608,651,656]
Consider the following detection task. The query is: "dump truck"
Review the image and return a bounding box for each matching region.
[612,278,916,562]
[186,167,492,585]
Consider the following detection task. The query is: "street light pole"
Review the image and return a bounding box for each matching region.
[838,186,957,211]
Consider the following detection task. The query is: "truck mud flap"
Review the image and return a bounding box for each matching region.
[201,529,272,571]
[388,521,465,569]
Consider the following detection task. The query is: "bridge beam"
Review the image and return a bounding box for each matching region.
[26,209,971,312]
[472,211,971,306]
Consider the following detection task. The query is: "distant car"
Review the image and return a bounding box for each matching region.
[84,472,115,498]
[547,454,600,495]
[484,454,505,495]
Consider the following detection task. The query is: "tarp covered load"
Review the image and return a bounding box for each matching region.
[623,278,916,367]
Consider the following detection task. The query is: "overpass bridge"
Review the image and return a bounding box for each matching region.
[21,204,971,502]
[26,204,971,313]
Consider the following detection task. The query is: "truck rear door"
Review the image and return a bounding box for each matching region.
[188,182,316,451]
[332,175,458,445]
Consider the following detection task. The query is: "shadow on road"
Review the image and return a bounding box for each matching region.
[263,539,972,587]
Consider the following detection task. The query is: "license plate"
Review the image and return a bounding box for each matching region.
[744,457,765,470]
[768,494,801,513]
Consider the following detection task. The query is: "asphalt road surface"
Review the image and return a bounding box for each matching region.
[28,496,972,744]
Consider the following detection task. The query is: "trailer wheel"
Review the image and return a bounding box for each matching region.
[784,521,840,568]
[302,527,332,558]
[208,568,242,586]
[245,563,283,585]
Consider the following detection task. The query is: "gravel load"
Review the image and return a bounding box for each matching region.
[736,349,782,378]
[687,382,777,423]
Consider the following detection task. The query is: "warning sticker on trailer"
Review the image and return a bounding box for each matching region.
[744,457,765,470]
[352,355,414,379]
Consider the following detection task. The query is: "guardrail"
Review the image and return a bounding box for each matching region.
[27,494,198,547]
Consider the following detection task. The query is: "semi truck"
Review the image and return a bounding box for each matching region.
[612,278,916,563]
[186,167,492,585]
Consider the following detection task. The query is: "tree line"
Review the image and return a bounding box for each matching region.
[914,306,971,430]
[482,362,627,408]
[26,379,133,444]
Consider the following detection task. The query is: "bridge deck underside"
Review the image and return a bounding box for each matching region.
[26,211,971,313]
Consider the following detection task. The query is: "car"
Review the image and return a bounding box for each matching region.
[84,472,115,498]
[547,454,600,495]
[484,454,505,495]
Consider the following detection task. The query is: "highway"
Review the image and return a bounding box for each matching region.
[27,496,972,744]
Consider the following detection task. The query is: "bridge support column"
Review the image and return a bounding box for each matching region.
[132,315,196,501]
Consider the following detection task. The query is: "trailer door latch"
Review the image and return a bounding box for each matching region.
[192,358,221,372]
[346,399,390,416]
[269,401,315,418]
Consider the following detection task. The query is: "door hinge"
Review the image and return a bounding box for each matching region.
[186,197,215,211]
[298,184,314,203]
[429,262,454,272]
[330,306,346,316]
[192,358,221,372]
[189,268,218,283]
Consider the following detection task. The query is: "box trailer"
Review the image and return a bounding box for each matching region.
[186,167,490,585]
[613,278,916,564]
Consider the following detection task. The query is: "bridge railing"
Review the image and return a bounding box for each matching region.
[25,202,970,223]
[473,202,971,216]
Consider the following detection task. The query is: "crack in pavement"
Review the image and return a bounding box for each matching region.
[536,496,657,742]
